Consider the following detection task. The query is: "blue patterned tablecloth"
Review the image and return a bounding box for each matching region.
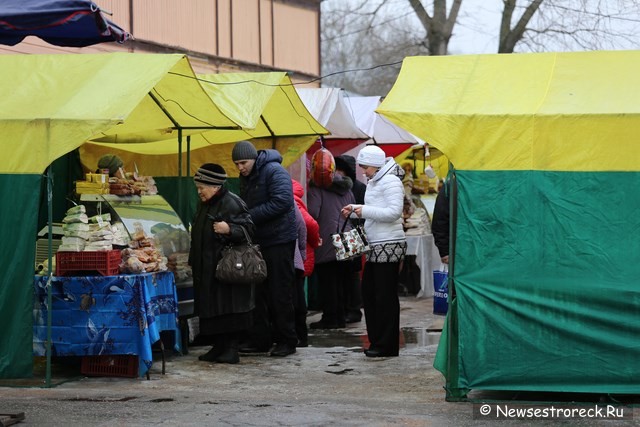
[33,271,181,377]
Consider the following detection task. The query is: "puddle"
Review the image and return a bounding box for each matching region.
[402,327,442,347]
[308,327,441,349]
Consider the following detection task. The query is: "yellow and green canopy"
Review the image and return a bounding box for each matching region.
[0,52,240,174]
[0,54,325,379]
[379,50,640,397]
[81,72,327,176]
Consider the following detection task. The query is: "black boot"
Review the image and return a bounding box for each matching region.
[198,335,225,362]
[215,335,239,364]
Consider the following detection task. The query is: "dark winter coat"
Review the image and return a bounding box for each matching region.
[335,154,366,204]
[431,184,450,259]
[307,173,356,264]
[189,188,256,320]
[293,204,307,272]
[238,149,297,247]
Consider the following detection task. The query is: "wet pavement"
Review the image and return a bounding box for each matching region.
[0,296,637,426]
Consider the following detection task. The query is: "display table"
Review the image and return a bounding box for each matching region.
[33,271,181,378]
[405,233,442,298]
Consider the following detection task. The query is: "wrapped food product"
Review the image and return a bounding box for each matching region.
[88,213,111,223]
[65,205,86,216]
[63,230,90,240]
[63,213,89,224]
[63,222,90,232]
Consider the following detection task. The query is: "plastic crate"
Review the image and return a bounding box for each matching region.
[56,250,121,277]
[81,355,138,378]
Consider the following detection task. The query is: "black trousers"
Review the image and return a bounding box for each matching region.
[362,261,401,355]
[293,269,308,344]
[245,241,298,348]
[315,261,352,325]
[344,256,363,319]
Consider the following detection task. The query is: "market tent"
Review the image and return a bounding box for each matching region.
[80,72,327,177]
[0,53,239,175]
[296,87,369,172]
[394,144,449,180]
[297,87,369,140]
[0,0,130,47]
[378,50,640,398]
[80,72,327,222]
[345,95,423,157]
[0,52,243,379]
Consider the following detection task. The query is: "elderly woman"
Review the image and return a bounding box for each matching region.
[341,145,406,357]
[189,163,256,364]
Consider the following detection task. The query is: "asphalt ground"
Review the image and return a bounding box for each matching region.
[0,296,637,426]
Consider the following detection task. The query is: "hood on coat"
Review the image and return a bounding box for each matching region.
[335,154,357,182]
[252,149,283,174]
[309,173,353,196]
[371,157,404,183]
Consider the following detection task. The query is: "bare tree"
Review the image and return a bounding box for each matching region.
[499,0,544,52]
[321,0,429,95]
[321,0,640,93]
[407,0,462,55]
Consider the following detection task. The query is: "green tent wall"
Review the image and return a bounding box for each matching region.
[379,50,640,398]
[1,175,42,378]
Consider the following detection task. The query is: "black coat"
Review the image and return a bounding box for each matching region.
[431,186,449,259]
[189,188,256,319]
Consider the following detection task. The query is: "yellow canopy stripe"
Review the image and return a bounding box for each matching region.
[82,72,327,176]
[378,50,640,172]
[81,135,318,177]
[0,53,240,174]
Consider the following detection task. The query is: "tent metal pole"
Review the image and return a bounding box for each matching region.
[178,129,183,222]
[178,129,183,178]
[187,135,191,176]
[45,169,53,388]
[445,163,459,398]
[259,115,276,149]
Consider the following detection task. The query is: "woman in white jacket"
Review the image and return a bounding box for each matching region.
[341,145,407,357]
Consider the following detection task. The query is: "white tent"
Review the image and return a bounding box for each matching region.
[343,95,424,145]
[295,88,369,139]
[290,88,370,185]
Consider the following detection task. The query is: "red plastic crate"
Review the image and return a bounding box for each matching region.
[81,355,138,378]
[56,250,121,277]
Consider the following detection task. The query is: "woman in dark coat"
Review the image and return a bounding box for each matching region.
[189,163,256,364]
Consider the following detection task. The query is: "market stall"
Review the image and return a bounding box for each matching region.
[76,193,193,318]
[0,53,252,380]
[0,54,328,381]
[33,271,178,378]
[32,184,192,378]
[378,50,640,398]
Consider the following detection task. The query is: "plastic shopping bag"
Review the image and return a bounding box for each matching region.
[433,265,448,316]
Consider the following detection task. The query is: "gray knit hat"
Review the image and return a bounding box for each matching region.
[194,163,227,186]
[232,140,258,162]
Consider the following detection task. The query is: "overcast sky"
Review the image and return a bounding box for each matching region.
[323,0,640,55]
[447,1,502,54]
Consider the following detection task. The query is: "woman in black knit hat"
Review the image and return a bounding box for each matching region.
[189,163,256,364]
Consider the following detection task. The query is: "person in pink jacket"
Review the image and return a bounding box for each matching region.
[292,179,320,346]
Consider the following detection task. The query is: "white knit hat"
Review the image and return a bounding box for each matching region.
[357,145,386,168]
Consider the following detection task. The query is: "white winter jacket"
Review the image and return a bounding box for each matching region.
[360,158,406,245]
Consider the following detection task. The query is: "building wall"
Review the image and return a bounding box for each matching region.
[0,0,321,84]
